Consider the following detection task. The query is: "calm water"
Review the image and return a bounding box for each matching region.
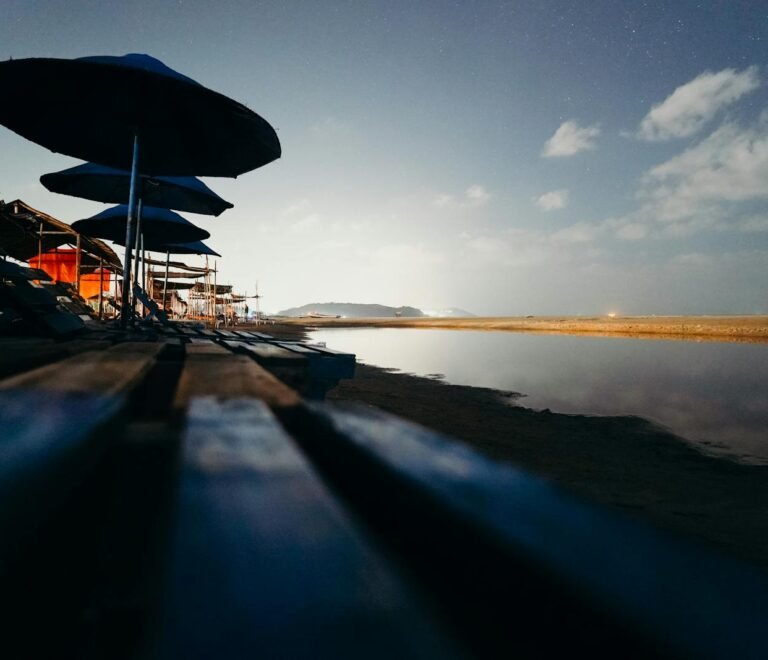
[310,327,768,465]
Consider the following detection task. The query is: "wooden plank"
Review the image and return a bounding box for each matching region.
[248,331,275,340]
[230,330,257,339]
[304,343,356,357]
[0,342,163,565]
[0,342,164,396]
[292,403,768,660]
[275,342,355,380]
[151,396,460,659]
[224,339,307,363]
[175,343,300,408]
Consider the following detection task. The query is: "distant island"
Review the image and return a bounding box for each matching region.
[276,302,475,318]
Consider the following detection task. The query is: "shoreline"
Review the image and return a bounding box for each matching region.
[254,322,768,571]
[274,314,768,344]
[328,363,768,571]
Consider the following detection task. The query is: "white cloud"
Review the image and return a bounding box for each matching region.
[551,222,600,243]
[282,198,311,216]
[599,116,768,240]
[290,213,321,232]
[644,120,768,214]
[465,184,490,205]
[637,67,759,141]
[432,194,454,207]
[542,120,600,157]
[534,189,569,211]
[369,243,444,265]
[433,184,490,208]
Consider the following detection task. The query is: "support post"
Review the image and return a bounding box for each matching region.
[37,219,43,267]
[162,249,170,311]
[75,234,82,294]
[214,261,218,325]
[120,131,140,329]
[98,258,104,320]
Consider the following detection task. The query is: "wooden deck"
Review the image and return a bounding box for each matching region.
[1,326,767,659]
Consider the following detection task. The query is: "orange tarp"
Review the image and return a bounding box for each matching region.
[80,269,112,299]
[28,249,111,297]
[28,248,78,283]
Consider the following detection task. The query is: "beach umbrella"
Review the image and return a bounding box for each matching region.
[0,54,280,176]
[72,205,210,245]
[40,163,234,216]
[0,53,280,325]
[146,240,221,257]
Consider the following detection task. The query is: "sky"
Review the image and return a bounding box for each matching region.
[1,1,767,315]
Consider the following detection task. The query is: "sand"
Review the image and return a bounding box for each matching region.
[254,321,768,571]
[276,314,768,343]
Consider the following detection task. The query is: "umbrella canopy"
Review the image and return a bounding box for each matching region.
[143,239,221,257]
[0,54,281,176]
[40,163,234,216]
[72,205,209,244]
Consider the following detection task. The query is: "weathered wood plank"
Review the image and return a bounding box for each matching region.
[0,341,164,395]
[289,403,768,660]
[224,339,307,363]
[230,330,256,339]
[150,397,460,659]
[175,342,299,408]
[274,342,355,380]
[0,343,164,565]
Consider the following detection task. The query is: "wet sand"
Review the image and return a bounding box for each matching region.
[277,315,768,343]
[253,322,768,571]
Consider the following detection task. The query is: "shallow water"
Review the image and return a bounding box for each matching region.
[310,327,768,464]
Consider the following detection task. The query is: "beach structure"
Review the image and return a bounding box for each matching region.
[0,53,280,325]
[0,199,122,321]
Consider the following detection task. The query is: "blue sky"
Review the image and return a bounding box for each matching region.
[1,1,767,314]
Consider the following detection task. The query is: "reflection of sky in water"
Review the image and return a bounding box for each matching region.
[311,328,768,465]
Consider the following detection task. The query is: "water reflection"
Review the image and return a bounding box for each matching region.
[311,328,768,465]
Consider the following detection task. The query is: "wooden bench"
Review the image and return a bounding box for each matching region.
[0,333,766,659]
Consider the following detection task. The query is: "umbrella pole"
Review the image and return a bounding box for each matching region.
[131,199,143,321]
[120,132,140,329]
[162,250,170,311]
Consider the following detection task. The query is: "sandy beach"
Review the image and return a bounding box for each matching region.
[277,315,768,343]
[259,320,768,571]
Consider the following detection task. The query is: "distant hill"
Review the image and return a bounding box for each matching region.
[277,302,425,318]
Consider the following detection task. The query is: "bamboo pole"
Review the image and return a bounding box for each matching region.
[98,258,104,320]
[75,234,82,294]
[162,249,170,311]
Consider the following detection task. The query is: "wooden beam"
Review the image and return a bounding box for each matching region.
[151,396,459,659]
[174,342,300,409]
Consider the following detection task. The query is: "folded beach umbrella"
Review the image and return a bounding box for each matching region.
[41,163,234,216]
[72,205,210,245]
[0,53,280,325]
[141,239,221,307]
